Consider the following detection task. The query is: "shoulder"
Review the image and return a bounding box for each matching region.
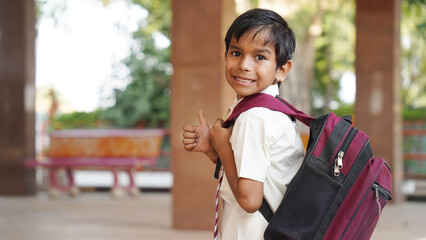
[237,107,292,128]
[234,107,298,143]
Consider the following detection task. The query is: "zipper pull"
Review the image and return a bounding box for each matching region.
[334,161,340,176]
[374,184,379,201]
[373,184,382,214]
[334,151,344,177]
[337,151,344,169]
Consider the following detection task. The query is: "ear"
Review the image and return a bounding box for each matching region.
[275,60,292,83]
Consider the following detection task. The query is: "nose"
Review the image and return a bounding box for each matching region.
[238,56,252,71]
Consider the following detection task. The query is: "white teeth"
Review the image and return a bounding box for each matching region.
[235,77,254,83]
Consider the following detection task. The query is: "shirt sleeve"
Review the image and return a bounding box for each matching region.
[230,108,271,182]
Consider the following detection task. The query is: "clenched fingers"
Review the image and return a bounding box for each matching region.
[183,130,199,139]
[183,124,197,132]
[182,137,197,145]
[182,124,199,152]
[183,142,196,151]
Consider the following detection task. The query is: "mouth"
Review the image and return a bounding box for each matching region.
[234,76,256,84]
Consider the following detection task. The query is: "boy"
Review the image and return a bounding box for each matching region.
[182,9,305,240]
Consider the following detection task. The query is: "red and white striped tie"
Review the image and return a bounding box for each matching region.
[213,169,223,240]
[213,107,231,240]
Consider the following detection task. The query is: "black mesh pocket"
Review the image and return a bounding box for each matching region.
[264,160,340,240]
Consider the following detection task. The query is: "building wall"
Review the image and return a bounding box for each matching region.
[171,0,236,230]
[0,1,36,194]
[355,0,403,202]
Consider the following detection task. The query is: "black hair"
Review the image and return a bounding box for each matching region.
[224,8,296,70]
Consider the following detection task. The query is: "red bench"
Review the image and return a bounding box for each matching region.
[25,129,166,198]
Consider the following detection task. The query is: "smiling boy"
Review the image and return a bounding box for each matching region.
[182,9,305,240]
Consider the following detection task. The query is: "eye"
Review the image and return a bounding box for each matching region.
[231,51,241,57]
[256,55,266,60]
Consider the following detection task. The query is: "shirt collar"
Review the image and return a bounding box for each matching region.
[260,84,279,97]
[226,84,280,118]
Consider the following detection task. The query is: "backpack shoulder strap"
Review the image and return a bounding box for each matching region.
[215,93,314,179]
[215,93,315,219]
[260,197,274,222]
[223,93,314,128]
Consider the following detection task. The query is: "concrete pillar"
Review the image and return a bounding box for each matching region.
[355,0,403,202]
[171,0,236,230]
[0,1,36,194]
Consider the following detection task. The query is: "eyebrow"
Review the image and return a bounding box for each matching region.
[229,44,241,50]
[256,48,272,55]
[229,44,272,55]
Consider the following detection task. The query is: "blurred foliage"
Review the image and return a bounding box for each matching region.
[312,0,425,115]
[51,110,103,130]
[403,108,426,121]
[34,0,68,28]
[35,1,43,26]
[132,0,171,37]
[331,106,426,121]
[401,0,426,108]
[39,0,424,129]
[333,105,354,118]
[248,0,259,7]
[312,0,355,116]
[101,31,171,127]
[36,0,172,129]
[101,0,172,128]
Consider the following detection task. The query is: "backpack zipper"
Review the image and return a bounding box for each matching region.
[373,184,382,214]
[372,183,392,216]
[341,180,391,239]
[333,127,358,177]
[334,151,344,176]
[372,183,392,201]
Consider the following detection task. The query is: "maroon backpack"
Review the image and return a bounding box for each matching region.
[215,93,392,240]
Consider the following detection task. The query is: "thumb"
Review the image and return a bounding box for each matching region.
[197,109,208,127]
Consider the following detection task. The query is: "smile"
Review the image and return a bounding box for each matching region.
[234,76,255,84]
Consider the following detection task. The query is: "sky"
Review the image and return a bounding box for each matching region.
[339,72,356,105]
[36,0,148,113]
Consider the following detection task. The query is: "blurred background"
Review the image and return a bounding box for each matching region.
[34,0,425,192]
[0,0,425,239]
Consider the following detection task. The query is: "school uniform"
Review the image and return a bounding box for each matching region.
[219,84,305,240]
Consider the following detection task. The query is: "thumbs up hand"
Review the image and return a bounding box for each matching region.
[182,109,218,162]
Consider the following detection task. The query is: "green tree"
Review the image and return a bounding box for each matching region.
[51,110,103,129]
[102,31,171,127]
[102,0,172,128]
[401,0,426,108]
[132,0,171,38]
[257,0,424,116]
[312,0,355,116]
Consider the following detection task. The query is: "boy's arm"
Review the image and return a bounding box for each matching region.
[182,109,218,163]
[210,119,263,213]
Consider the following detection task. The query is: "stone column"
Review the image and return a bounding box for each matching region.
[355,0,403,202]
[0,1,36,195]
[171,0,236,230]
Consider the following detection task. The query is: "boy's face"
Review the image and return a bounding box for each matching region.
[225,30,290,100]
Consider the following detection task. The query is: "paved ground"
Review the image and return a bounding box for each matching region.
[0,192,425,240]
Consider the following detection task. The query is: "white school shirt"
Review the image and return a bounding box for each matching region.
[218,85,305,240]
